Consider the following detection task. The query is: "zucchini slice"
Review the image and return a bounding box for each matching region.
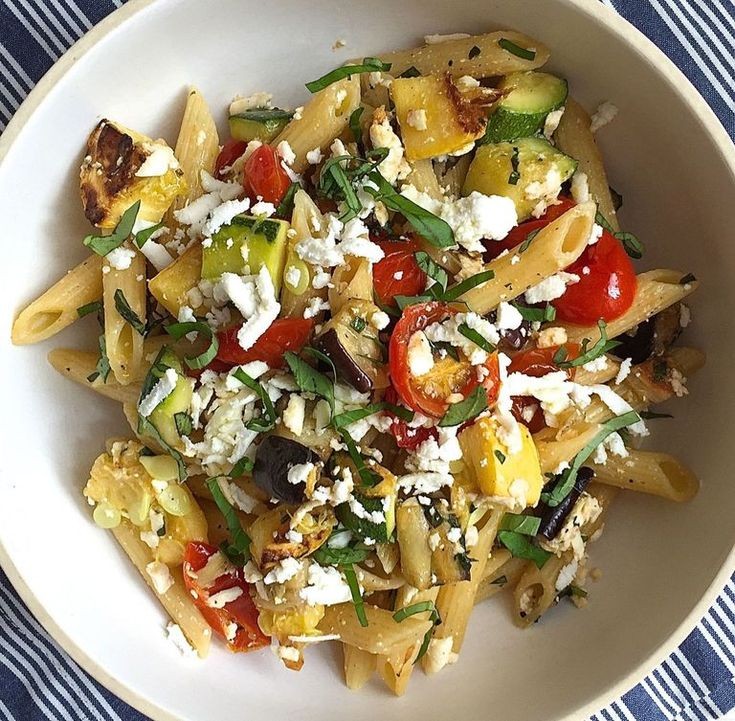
[483,71,568,144]
[228,108,294,143]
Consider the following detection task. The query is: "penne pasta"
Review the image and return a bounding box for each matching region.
[343,644,376,691]
[103,244,147,385]
[329,256,373,314]
[12,254,103,345]
[555,98,620,232]
[459,201,596,313]
[475,555,528,604]
[376,31,550,79]
[273,77,360,173]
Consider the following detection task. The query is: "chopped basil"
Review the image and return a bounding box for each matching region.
[351,316,367,333]
[498,530,550,568]
[83,201,140,256]
[443,269,495,301]
[174,412,193,436]
[87,333,111,384]
[349,106,364,143]
[394,294,434,310]
[508,146,521,185]
[468,45,481,59]
[303,345,339,383]
[342,564,368,627]
[134,222,164,248]
[640,410,673,420]
[490,574,508,586]
[230,456,254,478]
[113,289,146,336]
[399,65,421,78]
[206,476,251,564]
[165,321,219,370]
[595,210,614,233]
[499,513,541,536]
[306,57,392,92]
[511,301,556,322]
[519,227,540,253]
[439,385,487,428]
[615,231,644,260]
[458,323,496,353]
[679,273,696,285]
[233,368,278,433]
[137,414,187,481]
[393,600,436,623]
[275,182,300,219]
[497,38,536,61]
[429,340,460,362]
[332,401,413,430]
[313,542,369,566]
[494,449,506,464]
[415,251,449,297]
[77,300,102,318]
[543,410,642,507]
[285,351,335,412]
[339,431,382,488]
[366,171,455,248]
[320,157,363,221]
[555,320,620,369]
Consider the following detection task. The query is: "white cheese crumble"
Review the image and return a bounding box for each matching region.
[276,140,297,166]
[287,462,314,487]
[496,302,524,331]
[406,108,428,131]
[582,356,608,373]
[283,394,306,435]
[136,144,178,178]
[537,326,568,349]
[587,223,604,246]
[590,101,619,133]
[370,114,410,184]
[206,586,244,608]
[146,561,174,594]
[555,559,579,591]
[166,623,197,658]
[423,636,458,674]
[407,330,434,376]
[106,246,136,270]
[285,265,302,289]
[571,171,590,203]
[299,564,353,606]
[543,107,565,139]
[251,201,276,218]
[306,147,324,165]
[524,272,580,304]
[202,198,251,238]
[138,368,179,417]
[263,557,302,585]
[615,358,632,385]
[295,214,384,267]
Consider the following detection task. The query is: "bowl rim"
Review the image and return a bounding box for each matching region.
[1,0,734,719]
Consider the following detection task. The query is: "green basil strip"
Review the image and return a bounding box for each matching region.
[439,385,488,427]
[113,289,146,335]
[615,231,645,260]
[342,564,368,627]
[499,513,541,536]
[206,476,251,563]
[544,410,642,507]
[519,227,541,253]
[414,251,449,297]
[498,531,550,568]
[284,351,335,412]
[497,38,536,61]
[494,449,506,464]
[399,65,421,78]
[230,456,254,478]
[349,106,364,144]
[394,294,434,310]
[458,323,496,353]
[165,321,219,370]
[442,269,495,302]
[511,301,556,322]
[77,300,102,318]
[595,210,615,234]
[392,601,436,623]
[302,346,339,385]
[322,159,362,220]
[275,182,300,219]
[556,319,620,369]
[83,201,140,256]
[233,368,277,432]
[351,316,367,333]
[306,57,392,93]
[367,171,455,249]
[88,333,111,384]
[134,222,164,248]
[332,402,413,430]
[313,542,369,566]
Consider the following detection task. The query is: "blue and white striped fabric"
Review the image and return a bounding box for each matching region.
[1,1,734,719]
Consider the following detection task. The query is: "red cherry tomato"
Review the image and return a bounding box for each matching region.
[243,145,291,205]
[182,542,269,653]
[388,301,500,418]
[373,237,427,307]
[215,318,313,369]
[483,197,577,261]
[552,230,637,325]
[215,139,248,178]
[383,386,437,450]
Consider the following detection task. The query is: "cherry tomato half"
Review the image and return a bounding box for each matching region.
[215,318,313,369]
[182,542,269,653]
[215,139,248,178]
[388,301,500,418]
[243,145,291,205]
[383,385,437,451]
[373,237,427,307]
[552,230,637,325]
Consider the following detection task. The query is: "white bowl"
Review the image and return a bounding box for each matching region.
[1,1,733,719]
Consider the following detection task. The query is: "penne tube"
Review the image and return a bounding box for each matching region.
[561,270,699,344]
[475,555,528,604]
[166,87,220,230]
[459,201,596,314]
[12,255,103,345]
[573,356,621,386]
[273,77,360,173]
[329,256,373,314]
[148,242,202,317]
[111,520,211,656]
[343,643,376,690]
[590,450,699,502]
[555,98,620,232]
[103,244,147,385]
[376,31,550,79]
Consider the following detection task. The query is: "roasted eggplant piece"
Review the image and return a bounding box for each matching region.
[316,300,388,393]
[253,436,320,505]
[610,303,684,365]
[536,467,594,540]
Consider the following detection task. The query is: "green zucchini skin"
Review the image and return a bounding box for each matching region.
[483,71,568,144]
[229,108,293,142]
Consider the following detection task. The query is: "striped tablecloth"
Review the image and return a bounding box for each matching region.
[1,1,734,719]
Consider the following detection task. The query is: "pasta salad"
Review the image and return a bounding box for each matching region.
[12,28,703,693]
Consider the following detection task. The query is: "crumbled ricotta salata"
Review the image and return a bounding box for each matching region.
[139,368,180,417]
[299,564,353,606]
[369,113,411,184]
[590,101,619,133]
[407,330,434,376]
[524,272,580,304]
[136,143,178,177]
[295,214,384,267]
[105,246,136,270]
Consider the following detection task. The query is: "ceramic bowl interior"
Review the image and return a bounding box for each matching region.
[1,1,733,720]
